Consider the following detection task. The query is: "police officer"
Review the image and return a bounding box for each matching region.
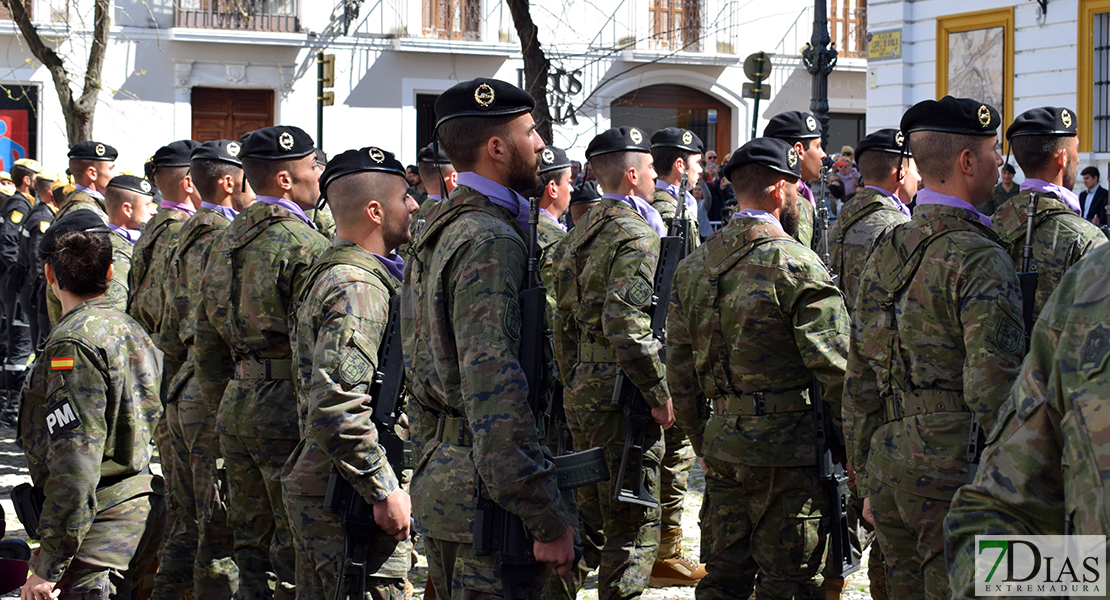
[991,107,1106,323]
[843,97,1024,600]
[548,126,674,599]
[18,210,166,600]
[20,167,58,353]
[764,111,828,248]
[192,126,328,600]
[0,158,39,415]
[401,77,576,598]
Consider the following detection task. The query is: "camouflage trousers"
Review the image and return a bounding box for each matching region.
[425,537,546,600]
[696,460,828,600]
[564,407,661,600]
[659,423,695,535]
[41,493,167,600]
[868,482,949,600]
[220,433,299,600]
[152,409,180,599]
[283,494,410,600]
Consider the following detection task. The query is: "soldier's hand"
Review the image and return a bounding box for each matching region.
[651,400,675,429]
[534,526,576,575]
[862,496,874,526]
[21,572,59,600]
[373,488,412,541]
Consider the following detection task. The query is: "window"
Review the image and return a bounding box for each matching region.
[935,8,1014,151]
[1080,0,1110,152]
[830,0,866,59]
[649,0,701,52]
[423,0,480,41]
[175,0,299,33]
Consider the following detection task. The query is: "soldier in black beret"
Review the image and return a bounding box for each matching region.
[650,127,703,252]
[189,139,253,218]
[406,77,578,599]
[568,179,602,225]
[763,110,828,248]
[62,141,118,222]
[849,96,1023,600]
[534,145,572,236]
[416,142,457,207]
[105,174,155,242]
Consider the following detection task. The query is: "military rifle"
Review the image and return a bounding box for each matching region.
[812,157,834,255]
[1018,193,1039,351]
[612,174,688,507]
[323,294,412,600]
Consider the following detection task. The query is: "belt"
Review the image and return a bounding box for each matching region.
[435,415,473,446]
[712,388,810,416]
[98,465,152,491]
[234,358,293,380]
[578,342,616,363]
[886,389,964,421]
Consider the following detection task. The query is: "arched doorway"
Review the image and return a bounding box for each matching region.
[610,84,732,159]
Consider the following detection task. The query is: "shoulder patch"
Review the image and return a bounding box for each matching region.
[1079,323,1110,380]
[504,298,522,342]
[50,357,74,371]
[338,348,372,386]
[625,277,654,307]
[993,316,1024,356]
[44,397,81,440]
[39,220,49,233]
[9,210,23,224]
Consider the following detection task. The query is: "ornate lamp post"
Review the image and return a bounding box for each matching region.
[801,0,838,150]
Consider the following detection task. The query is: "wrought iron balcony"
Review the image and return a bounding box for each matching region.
[174,0,300,33]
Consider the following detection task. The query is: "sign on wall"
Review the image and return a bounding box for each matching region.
[0,85,38,171]
[867,29,902,61]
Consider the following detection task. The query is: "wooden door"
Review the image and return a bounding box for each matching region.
[191,87,275,142]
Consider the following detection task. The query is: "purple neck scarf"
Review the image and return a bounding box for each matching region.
[865,185,911,217]
[1020,178,1081,215]
[539,207,567,232]
[455,172,531,234]
[257,195,315,229]
[75,183,104,201]
[107,223,140,244]
[427,193,442,203]
[915,189,992,228]
[160,199,196,216]
[731,207,783,228]
[798,181,816,208]
[201,201,239,221]
[603,193,667,237]
[373,253,405,282]
[655,179,697,217]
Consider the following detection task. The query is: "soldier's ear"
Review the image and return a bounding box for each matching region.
[105,263,114,286]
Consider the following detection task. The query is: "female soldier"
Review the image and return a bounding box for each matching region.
[19,210,166,600]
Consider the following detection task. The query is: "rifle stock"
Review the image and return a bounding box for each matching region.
[812,376,860,578]
[1017,193,1039,350]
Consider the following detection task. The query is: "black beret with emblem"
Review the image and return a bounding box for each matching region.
[854,128,911,160]
[585,127,651,160]
[434,77,536,129]
[539,146,572,174]
[39,209,111,257]
[191,139,244,168]
[569,180,603,206]
[107,174,155,197]
[239,125,316,161]
[722,137,802,183]
[650,127,704,153]
[67,140,118,161]
[417,142,452,165]
[900,96,1001,137]
[319,146,407,199]
[764,111,821,140]
[151,140,201,169]
[1006,106,1078,140]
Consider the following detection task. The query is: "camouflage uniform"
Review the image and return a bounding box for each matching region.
[46,190,129,322]
[194,200,328,600]
[944,241,1110,595]
[827,187,909,314]
[844,203,1025,600]
[19,295,167,598]
[160,206,239,599]
[284,238,411,600]
[308,204,336,239]
[548,195,667,599]
[990,190,1106,323]
[401,184,575,599]
[794,184,816,249]
[537,211,566,331]
[667,214,847,599]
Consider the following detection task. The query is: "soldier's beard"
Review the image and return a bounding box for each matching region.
[505,139,541,196]
[780,191,800,237]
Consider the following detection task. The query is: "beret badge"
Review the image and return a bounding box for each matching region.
[279,132,295,150]
[682,131,693,145]
[541,148,555,164]
[894,131,904,147]
[1063,109,1073,129]
[227,141,241,157]
[787,148,798,168]
[805,116,817,131]
[368,147,385,163]
[474,83,495,108]
[95,143,106,157]
[140,180,152,193]
[629,128,643,144]
[978,105,991,128]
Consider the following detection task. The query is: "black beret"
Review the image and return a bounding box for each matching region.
[1006,106,1078,140]
[569,180,603,205]
[320,146,407,199]
[764,111,821,140]
[240,125,316,161]
[417,142,451,165]
[539,146,572,174]
[68,140,118,161]
[586,127,651,159]
[651,127,704,153]
[855,128,911,160]
[900,96,1001,136]
[434,78,535,129]
[722,137,802,182]
[151,140,201,169]
[191,139,243,167]
[39,209,110,256]
[107,174,155,197]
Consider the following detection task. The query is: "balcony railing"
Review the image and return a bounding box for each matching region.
[649,0,703,52]
[422,0,480,41]
[175,0,299,33]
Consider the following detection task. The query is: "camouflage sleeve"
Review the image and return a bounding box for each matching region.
[157,249,185,354]
[32,340,112,581]
[107,238,130,313]
[194,239,234,414]
[550,248,578,387]
[303,279,399,503]
[843,274,885,493]
[665,275,704,453]
[452,233,573,542]
[786,262,849,421]
[603,233,668,409]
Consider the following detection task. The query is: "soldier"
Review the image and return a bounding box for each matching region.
[566,180,602,227]
[401,77,576,599]
[284,146,417,600]
[991,107,1106,323]
[105,174,157,279]
[843,97,1024,600]
[0,158,39,419]
[405,142,456,247]
[944,234,1110,595]
[764,111,828,248]
[21,167,58,352]
[18,210,166,600]
[192,126,328,600]
[666,137,848,598]
[159,140,252,600]
[650,127,703,253]
[548,126,674,599]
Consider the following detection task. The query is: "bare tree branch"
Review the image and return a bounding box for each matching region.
[506,0,553,142]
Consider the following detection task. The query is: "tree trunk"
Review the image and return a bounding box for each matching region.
[506,0,552,142]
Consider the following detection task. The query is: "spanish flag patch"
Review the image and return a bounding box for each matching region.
[50,357,74,371]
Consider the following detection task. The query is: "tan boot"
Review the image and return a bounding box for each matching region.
[649,528,707,587]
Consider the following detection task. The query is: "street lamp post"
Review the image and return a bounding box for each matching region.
[802,0,838,151]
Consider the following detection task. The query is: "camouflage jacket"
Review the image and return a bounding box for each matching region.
[991,190,1106,323]
[19,295,164,581]
[795,189,816,248]
[844,203,1025,500]
[128,207,191,337]
[307,205,336,240]
[197,201,328,440]
[652,186,700,253]
[828,187,909,314]
[537,212,565,326]
[548,196,669,411]
[667,216,848,466]
[46,192,129,322]
[945,242,1110,595]
[400,184,574,544]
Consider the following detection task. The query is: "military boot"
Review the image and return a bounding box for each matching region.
[648,527,706,587]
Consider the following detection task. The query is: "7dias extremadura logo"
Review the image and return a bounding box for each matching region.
[975,536,1106,596]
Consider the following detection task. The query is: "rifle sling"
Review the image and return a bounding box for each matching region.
[434,414,473,446]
